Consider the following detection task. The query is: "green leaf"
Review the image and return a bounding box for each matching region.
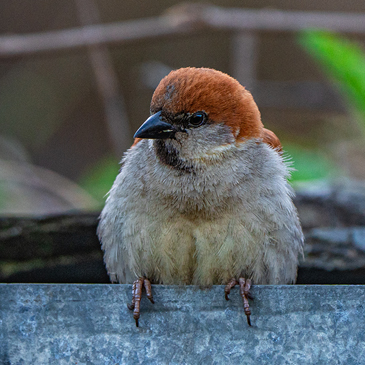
[298,30,365,136]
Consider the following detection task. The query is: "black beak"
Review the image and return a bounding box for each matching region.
[133,111,176,139]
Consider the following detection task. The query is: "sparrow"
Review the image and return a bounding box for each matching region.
[98,67,304,327]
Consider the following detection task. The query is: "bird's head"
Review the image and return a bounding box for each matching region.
[134,67,280,166]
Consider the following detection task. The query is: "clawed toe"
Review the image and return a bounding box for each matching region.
[239,278,252,326]
[224,278,238,301]
[224,277,253,326]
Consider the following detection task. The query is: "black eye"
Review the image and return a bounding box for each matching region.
[189,111,207,127]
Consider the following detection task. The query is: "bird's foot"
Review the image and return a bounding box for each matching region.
[127,277,154,327]
[224,277,253,326]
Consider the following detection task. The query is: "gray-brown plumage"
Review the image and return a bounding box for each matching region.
[98,67,304,326]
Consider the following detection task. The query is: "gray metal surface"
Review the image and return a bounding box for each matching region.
[1,284,364,364]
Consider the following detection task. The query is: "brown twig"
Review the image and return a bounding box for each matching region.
[0,11,197,57]
[1,5,365,58]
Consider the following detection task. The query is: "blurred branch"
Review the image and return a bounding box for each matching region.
[1,4,365,57]
[203,6,365,33]
[75,0,131,157]
[0,9,197,57]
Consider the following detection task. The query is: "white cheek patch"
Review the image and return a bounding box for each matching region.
[234,128,240,138]
[197,143,237,160]
[206,143,236,154]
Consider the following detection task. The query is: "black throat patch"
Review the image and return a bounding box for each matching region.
[154,140,195,174]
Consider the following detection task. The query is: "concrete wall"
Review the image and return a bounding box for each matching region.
[1,284,364,364]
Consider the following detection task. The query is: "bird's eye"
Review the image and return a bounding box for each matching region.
[189,111,207,127]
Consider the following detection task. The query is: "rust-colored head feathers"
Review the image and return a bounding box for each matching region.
[134,67,281,150]
[151,67,263,140]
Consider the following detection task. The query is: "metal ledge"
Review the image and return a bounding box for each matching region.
[1,284,364,364]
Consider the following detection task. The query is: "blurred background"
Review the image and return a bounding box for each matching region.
[1,0,365,283]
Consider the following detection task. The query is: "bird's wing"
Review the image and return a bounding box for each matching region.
[261,128,282,152]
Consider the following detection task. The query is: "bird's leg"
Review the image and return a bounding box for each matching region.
[239,278,253,326]
[127,277,154,327]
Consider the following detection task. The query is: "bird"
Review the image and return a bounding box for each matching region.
[98,67,304,327]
